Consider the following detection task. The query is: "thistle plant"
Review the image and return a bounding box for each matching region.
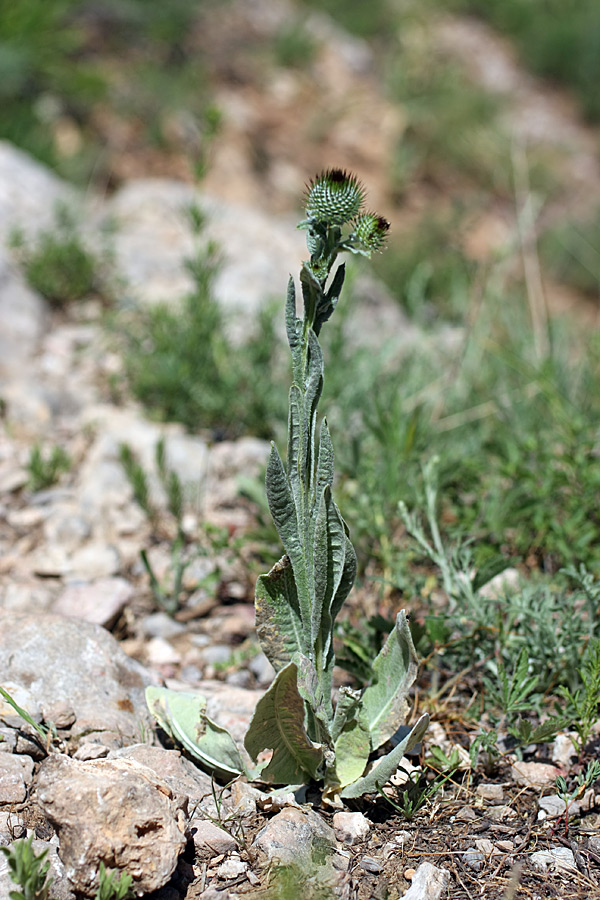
[147,169,428,802]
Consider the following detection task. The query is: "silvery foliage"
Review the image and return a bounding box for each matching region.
[147,170,428,802]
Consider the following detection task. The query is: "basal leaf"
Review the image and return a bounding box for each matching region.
[340,714,429,799]
[244,662,324,784]
[360,610,419,750]
[146,687,246,779]
[255,561,307,670]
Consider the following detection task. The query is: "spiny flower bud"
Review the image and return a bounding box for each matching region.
[304,169,365,225]
[353,212,390,252]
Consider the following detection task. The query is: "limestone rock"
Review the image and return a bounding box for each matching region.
[511,761,561,788]
[0,142,76,244]
[36,755,187,896]
[53,578,134,628]
[400,862,451,900]
[109,744,215,813]
[0,754,34,803]
[0,613,154,745]
[192,820,238,859]
[0,247,49,379]
[530,847,576,874]
[333,811,370,846]
[252,807,337,868]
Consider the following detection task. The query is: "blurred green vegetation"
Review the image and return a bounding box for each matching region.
[541,209,600,299]
[451,0,600,122]
[0,0,222,182]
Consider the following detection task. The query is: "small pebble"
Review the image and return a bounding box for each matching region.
[360,856,382,874]
[476,783,504,804]
[404,868,416,881]
[455,805,477,821]
[486,805,517,822]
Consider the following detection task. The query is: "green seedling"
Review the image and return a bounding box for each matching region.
[485,648,539,722]
[147,169,428,802]
[378,751,460,821]
[556,638,600,756]
[120,437,207,616]
[26,444,70,493]
[555,759,600,836]
[95,863,134,900]
[0,836,52,900]
[469,728,501,776]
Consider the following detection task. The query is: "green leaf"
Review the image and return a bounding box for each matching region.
[255,561,307,670]
[266,442,298,552]
[244,662,324,784]
[265,443,311,628]
[294,653,333,748]
[327,530,356,645]
[315,418,334,494]
[312,487,347,654]
[285,276,301,364]
[330,687,362,743]
[146,687,246,779]
[340,714,430,799]
[331,715,371,790]
[360,610,419,750]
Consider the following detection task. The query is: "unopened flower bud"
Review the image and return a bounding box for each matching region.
[353,212,390,252]
[304,169,365,225]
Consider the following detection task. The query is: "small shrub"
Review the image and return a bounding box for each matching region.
[121,226,286,440]
[26,443,70,492]
[11,207,97,306]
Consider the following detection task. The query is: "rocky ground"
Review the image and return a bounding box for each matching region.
[1,3,600,898]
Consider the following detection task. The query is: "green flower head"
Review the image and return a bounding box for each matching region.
[304,168,365,225]
[353,212,390,253]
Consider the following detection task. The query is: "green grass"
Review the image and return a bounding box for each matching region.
[451,0,600,122]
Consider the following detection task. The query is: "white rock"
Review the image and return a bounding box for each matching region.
[0,248,49,378]
[476,783,505,804]
[68,543,121,580]
[36,755,187,897]
[530,847,576,874]
[215,858,247,880]
[0,754,34,803]
[511,761,560,787]
[0,612,154,743]
[146,637,181,666]
[0,141,76,244]
[53,577,133,627]
[400,862,450,900]
[192,820,239,859]
[552,733,577,768]
[478,567,520,599]
[333,811,371,845]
